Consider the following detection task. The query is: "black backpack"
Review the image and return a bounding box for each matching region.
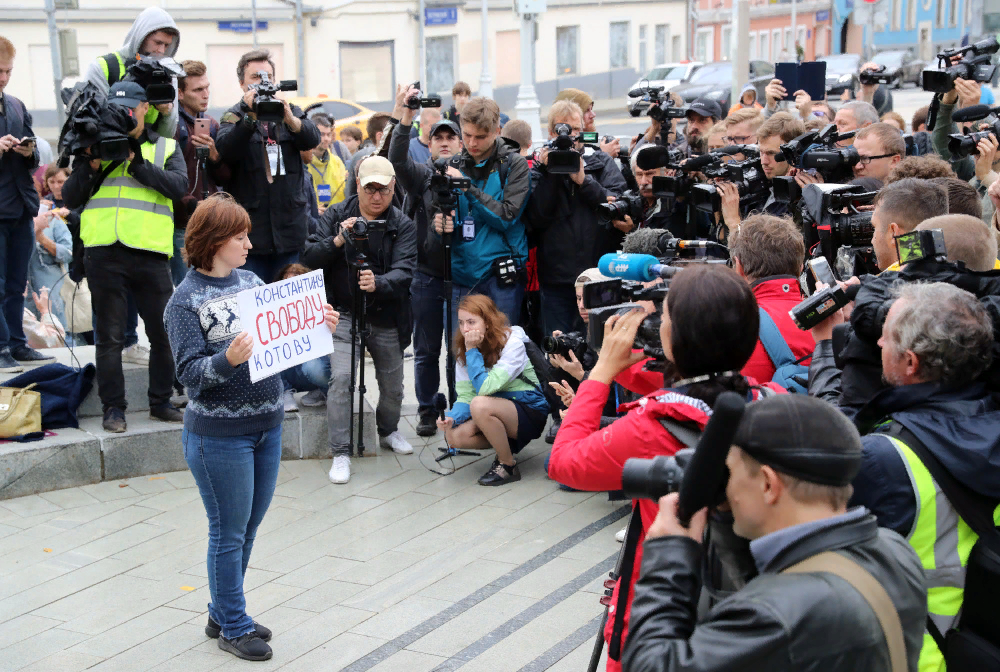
[518,338,561,414]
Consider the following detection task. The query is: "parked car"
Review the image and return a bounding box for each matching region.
[871,50,925,88]
[821,53,861,96]
[285,95,377,140]
[626,61,703,116]
[669,61,774,117]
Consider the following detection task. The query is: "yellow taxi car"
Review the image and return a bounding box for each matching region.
[285,96,377,140]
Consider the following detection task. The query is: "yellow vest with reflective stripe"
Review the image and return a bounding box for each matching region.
[80,136,176,257]
[887,435,1000,672]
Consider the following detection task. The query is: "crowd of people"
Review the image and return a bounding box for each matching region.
[3,7,1000,667]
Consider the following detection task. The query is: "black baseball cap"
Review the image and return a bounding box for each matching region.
[732,395,863,487]
[430,119,461,138]
[108,81,148,108]
[686,97,722,120]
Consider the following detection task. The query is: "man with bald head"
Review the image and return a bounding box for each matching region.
[409,106,443,164]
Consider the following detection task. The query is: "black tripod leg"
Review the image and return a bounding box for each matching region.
[356,295,367,458]
[587,609,609,672]
[348,305,358,458]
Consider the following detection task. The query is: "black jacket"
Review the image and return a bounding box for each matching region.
[623,513,927,672]
[0,93,40,221]
[215,102,320,256]
[387,121,446,279]
[524,148,627,286]
[300,196,417,349]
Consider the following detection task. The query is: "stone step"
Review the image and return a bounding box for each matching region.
[0,393,378,500]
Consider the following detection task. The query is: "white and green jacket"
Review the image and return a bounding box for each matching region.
[446,326,549,426]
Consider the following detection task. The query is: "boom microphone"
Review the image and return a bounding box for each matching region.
[598,253,677,282]
[951,104,1000,123]
[434,392,448,420]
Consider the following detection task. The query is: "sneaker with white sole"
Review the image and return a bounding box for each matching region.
[381,431,413,455]
[299,388,327,407]
[282,389,299,413]
[615,526,627,543]
[329,455,351,483]
[122,343,150,365]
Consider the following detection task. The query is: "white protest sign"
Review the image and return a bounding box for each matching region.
[235,269,334,383]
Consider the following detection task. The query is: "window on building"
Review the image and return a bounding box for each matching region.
[426,36,456,95]
[557,25,579,76]
[721,26,732,61]
[950,0,959,26]
[796,26,806,55]
[695,28,713,62]
[639,24,648,73]
[655,24,668,64]
[610,21,630,68]
[907,0,917,29]
[938,0,946,27]
[749,32,757,60]
[672,34,683,61]
[892,0,901,30]
[784,28,792,56]
[759,31,769,63]
[772,29,782,58]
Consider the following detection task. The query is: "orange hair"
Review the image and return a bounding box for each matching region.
[453,294,509,368]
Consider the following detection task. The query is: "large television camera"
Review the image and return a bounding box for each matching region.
[57,83,137,166]
[126,55,186,105]
[689,153,770,215]
[544,123,598,174]
[922,37,1000,93]
[948,117,1000,158]
[628,84,687,124]
[248,71,299,123]
[800,183,879,279]
[772,124,860,201]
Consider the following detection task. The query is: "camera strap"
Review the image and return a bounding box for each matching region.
[88,160,124,202]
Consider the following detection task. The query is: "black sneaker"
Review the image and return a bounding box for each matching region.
[102,407,127,433]
[217,632,272,661]
[206,615,272,642]
[0,349,23,373]
[416,412,437,437]
[150,404,184,422]
[544,420,561,445]
[478,459,521,486]
[10,346,55,363]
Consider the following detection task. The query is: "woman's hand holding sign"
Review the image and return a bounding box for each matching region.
[226,332,254,367]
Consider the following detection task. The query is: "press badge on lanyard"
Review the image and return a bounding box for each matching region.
[317,184,332,203]
[266,140,283,177]
[462,214,475,241]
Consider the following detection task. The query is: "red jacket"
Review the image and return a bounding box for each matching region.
[742,276,815,384]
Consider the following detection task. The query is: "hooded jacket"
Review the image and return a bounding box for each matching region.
[727,83,763,115]
[85,7,180,138]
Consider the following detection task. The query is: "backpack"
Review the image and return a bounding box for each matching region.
[757,308,809,393]
[518,338,561,414]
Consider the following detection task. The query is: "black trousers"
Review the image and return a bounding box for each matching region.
[86,244,175,411]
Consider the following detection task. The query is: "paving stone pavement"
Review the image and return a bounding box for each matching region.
[0,403,628,671]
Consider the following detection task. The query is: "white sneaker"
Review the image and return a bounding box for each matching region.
[615,526,627,543]
[282,389,299,413]
[329,455,351,484]
[381,431,413,455]
[122,344,150,365]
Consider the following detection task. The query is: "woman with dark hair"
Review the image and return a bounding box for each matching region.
[437,294,549,486]
[165,194,338,662]
[549,264,775,672]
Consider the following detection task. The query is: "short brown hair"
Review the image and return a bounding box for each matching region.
[366,113,391,142]
[918,214,998,272]
[461,97,501,132]
[178,60,207,91]
[873,178,949,234]
[452,81,471,97]
[757,112,806,144]
[804,117,827,131]
[548,100,583,133]
[885,155,956,183]
[340,125,362,142]
[912,106,929,132]
[880,111,906,132]
[928,176,982,219]
[236,49,276,84]
[501,119,532,151]
[184,194,252,271]
[855,122,906,158]
[43,164,70,193]
[0,36,15,61]
[728,214,805,280]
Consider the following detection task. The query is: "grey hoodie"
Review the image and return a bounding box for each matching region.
[84,7,180,137]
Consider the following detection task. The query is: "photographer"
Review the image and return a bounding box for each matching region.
[622,395,927,672]
[84,7,180,138]
[301,156,417,485]
[616,146,684,236]
[852,123,905,183]
[62,81,187,433]
[849,62,895,115]
[930,77,985,182]
[432,97,532,326]
[548,264,777,672]
[681,99,721,156]
[216,49,320,283]
[388,83,463,436]
[524,99,627,335]
[729,112,806,229]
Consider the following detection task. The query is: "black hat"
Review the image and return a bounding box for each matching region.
[687,97,722,120]
[430,119,461,138]
[108,81,148,108]
[733,395,862,487]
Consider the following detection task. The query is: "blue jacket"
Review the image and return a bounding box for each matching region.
[0,93,41,221]
[850,381,1000,537]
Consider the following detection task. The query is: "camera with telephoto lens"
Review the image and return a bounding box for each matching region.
[858,65,894,86]
[57,82,137,166]
[799,183,879,279]
[582,279,667,355]
[689,155,770,215]
[541,331,589,362]
[597,190,645,228]
[249,71,299,123]
[545,123,599,174]
[622,449,696,500]
[405,81,442,110]
[126,55,186,105]
[922,37,1000,93]
[948,120,1000,158]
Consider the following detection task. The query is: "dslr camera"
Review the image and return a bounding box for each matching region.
[597,190,645,228]
[858,65,894,86]
[582,278,667,355]
[544,123,599,174]
[405,81,442,110]
[799,183,879,278]
[126,55,186,105]
[923,37,1000,93]
[344,217,386,265]
[249,71,299,123]
[541,331,589,362]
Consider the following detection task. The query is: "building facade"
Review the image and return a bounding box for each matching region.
[694,0,835,63]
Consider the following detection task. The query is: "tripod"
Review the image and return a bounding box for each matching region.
[348,256,370,458]
[196,146,210,201]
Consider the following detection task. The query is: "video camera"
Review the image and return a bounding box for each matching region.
[858,65,894,86]
[948,120,1000,157]
[628,84,687,124]
[800,183,879,279]
[545,123,599,174]
[597,190,645,227]
[126,55,186,105]
[582,277,666,355]
[689,155,769,215]
[923,37,1000,93]
[772,125,860,199]
[429,157,470,215]
[405,81,442,110]
[248,71,299,123]
[57,82,137,166]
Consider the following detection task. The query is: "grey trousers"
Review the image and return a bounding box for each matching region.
[327,313,404,456]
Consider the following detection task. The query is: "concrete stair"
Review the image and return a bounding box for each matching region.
[0,346,377,500]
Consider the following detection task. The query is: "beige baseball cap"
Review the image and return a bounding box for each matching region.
[358,155,396,187]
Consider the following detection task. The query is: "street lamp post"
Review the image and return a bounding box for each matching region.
[479,0,493,97]
[514,13,542,144]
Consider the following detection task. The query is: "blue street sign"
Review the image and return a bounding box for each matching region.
[816,9,830,21]
[425,7,458,25]
[218,20,268,33]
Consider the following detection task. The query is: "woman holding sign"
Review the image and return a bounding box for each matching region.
[165,194,338,662]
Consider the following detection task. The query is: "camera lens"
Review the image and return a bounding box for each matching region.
[541,336,560,355]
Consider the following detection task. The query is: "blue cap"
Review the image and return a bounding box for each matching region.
[108,81,148,108]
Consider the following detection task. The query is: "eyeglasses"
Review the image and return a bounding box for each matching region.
[723,134,753,144]
[857,152,897,166]
[363,184,392,196]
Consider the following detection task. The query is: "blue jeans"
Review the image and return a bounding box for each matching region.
[0,216,34,351]
[281,355,331,392]
[242,252,299,285]
[171,228,189,286]
[412,271,448,415]
[540,283,584,337]
[452,275,524,332]
[183,425,282,640]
